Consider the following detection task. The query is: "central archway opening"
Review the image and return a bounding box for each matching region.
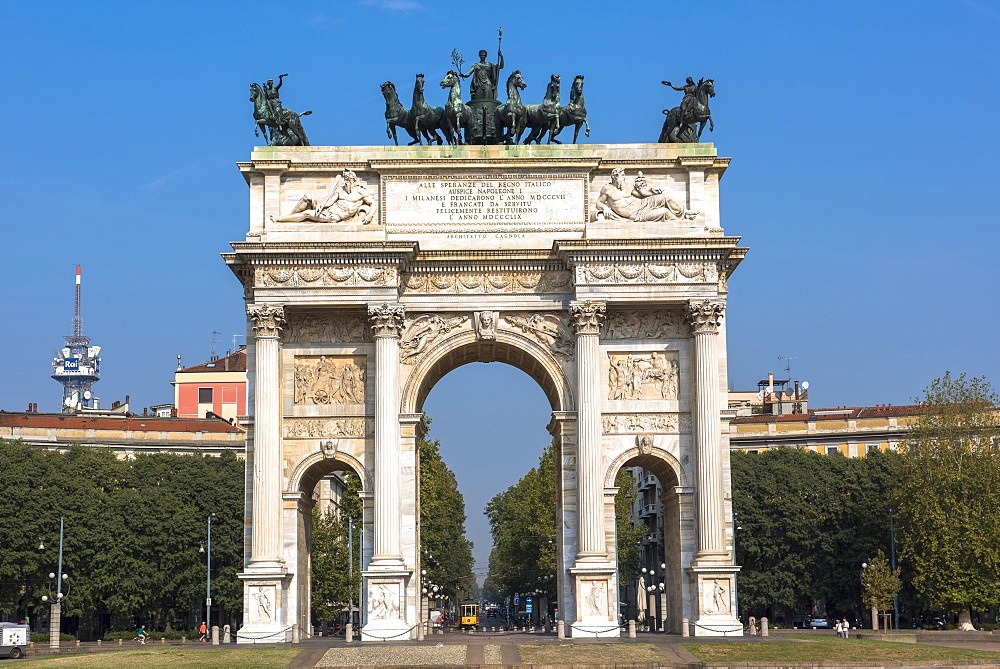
[408,334,567,630]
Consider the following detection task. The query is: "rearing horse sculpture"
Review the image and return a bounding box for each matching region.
[440,70,472,146]
[549,74,590,144]
[659,78,715,143]
[523,74,561,144]
[409,73,445,146]
[381,81,419,146]
[250,83,311,146]
[496,70,528,145]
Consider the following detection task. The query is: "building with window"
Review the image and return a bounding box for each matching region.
[727,404,922,456]
[172,347,247,421]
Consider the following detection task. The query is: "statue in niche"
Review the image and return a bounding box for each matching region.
[274,169,376,224]
[659,77,715,143]
[596,168,698,222]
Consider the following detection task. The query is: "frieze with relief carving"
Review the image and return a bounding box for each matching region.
[284,313,372,344]
[602,310,687,340]
[284,417,374,439]
[257,265,398,288]
[503,312,575,360]
[294,355,366,404]
[608,352,679,400]
[601,413,678,434]
[399,313,470,364]
[401,270,572,295]
[576,262,718,285]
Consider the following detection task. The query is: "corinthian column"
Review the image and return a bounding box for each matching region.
[247,304,286,566]
[570,300,606,558]
[368,303,406,565]
[686,300,727,561]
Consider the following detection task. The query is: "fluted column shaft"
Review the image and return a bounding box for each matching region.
[570,301,606,557]
[687,301,726,558]
[248,304,285,564]
[369,304,405,562]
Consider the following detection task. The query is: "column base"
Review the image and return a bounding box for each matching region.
[568,562,619,638]
[361,568,413,641]
[691,613,743,637]
[688,565,742,638]
[237,567,291,644]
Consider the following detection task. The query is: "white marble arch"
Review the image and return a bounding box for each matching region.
[228,143,746,642]
[283,450,372,642]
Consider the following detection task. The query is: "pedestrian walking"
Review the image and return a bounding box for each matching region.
[199,621,207,642]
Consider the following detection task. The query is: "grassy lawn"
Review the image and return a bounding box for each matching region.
[518,642,667,665]
[20,647,301,668]
[684,636,1000,664]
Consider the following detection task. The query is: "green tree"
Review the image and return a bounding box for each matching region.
[419,421,475,600]
[485,441,557,601]
[896,372,1000,629]
[311,472,362,626]
[731,447,900,621]
[861,550,901,631]
[614,469,646,584]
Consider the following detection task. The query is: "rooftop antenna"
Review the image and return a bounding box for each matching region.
[72,265,82,338]
[211,330,222,361]
[232,333,246,351]
[778,355,797,379]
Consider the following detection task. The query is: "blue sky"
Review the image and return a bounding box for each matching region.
[4,1,999,572]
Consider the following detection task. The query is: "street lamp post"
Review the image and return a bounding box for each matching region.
[200,513,216,642]
[40,517,70,651]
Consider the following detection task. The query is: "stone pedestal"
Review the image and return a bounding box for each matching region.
[237,573,291,643]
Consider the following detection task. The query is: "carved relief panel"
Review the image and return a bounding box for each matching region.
[399,313,470,364]
[607,351,679,400]
[293,355,367,405]
[284,312,372,344]
[602,309,687,340]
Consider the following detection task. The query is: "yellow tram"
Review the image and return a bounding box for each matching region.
[459,600,480,629]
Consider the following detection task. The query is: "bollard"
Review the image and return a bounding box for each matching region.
[761,617,769,637]
[212,625,219,645]
[681,617,689,638]
[345,622,353,643]
[749,616,757,636]
[76,640,80,648]
[161,637,166,645]
[118,638,123,646]
[557,620,565,639]
[292,623,299,643]
[629,620,636,638]
[181,636,187,644]
[223,624,230,644]
[96,639,101,647]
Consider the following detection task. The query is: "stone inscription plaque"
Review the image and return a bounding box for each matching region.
[382,173,587,235]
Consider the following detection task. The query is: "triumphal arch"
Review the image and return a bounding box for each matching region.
[224,142,746,641]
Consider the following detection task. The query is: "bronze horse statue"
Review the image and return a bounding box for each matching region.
[549,75,590,144]
[496,70,528,145]
[659,78,715,143]
[523,74,561,144]
[409,74,445,145]
[381,81,420,146]
[250,82,311,146]
[440,70,472,146]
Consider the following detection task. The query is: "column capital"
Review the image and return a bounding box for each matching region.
[368,303,406,338]
[247,304,286,338]
[686,300,725,335]
[569,300,607,336]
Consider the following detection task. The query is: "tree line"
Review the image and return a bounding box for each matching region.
[0,442,244,639]
[735,372,1000,628]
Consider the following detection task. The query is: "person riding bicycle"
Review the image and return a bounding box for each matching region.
[137,624,148,644]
